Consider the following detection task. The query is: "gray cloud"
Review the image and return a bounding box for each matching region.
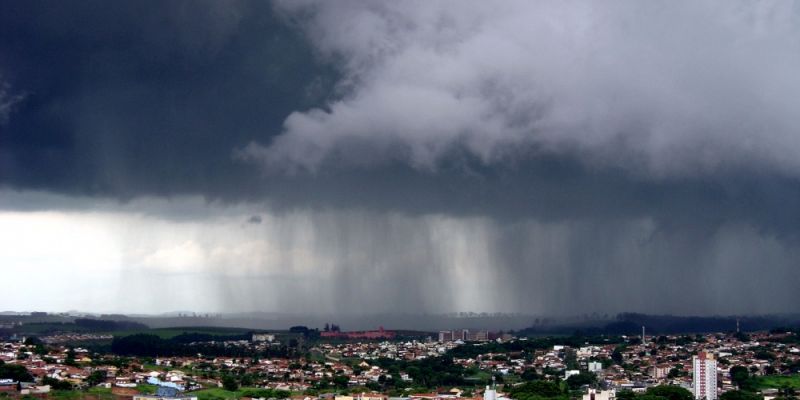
[246,1,800,178]
[0,77,25,125]
[2,1,800,318]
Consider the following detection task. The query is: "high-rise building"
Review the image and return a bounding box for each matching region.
[693,352,717,400]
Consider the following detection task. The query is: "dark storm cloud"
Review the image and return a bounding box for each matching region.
[0,0,336,199]
[2,0,800,316]
[0,78,26,124]
[2,0,800,237]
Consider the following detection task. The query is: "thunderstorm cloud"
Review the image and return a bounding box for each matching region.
[1,0,799,320]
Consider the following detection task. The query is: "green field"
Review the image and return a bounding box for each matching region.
[137,384,158,394]
[465,370,492,382]
[753,374,800,390]
[191,388,241,400]
[107,326,257,338]
[8,323,259,339]
[47,387,115,400]
[189,387,293,400]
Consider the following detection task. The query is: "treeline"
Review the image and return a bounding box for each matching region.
[608,313,794,334]
[447,335,624,359]
[519,313,800,336]
[170,332,250,343]
[610,313,800,335]
[110,334,292,358]
[9,319,149,335]
[74,318,148,331]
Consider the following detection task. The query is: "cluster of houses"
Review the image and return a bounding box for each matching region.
[313,338,463,361]
[0,330,798,399]
[442,331,800,396]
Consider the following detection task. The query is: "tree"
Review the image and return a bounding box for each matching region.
[566,372,597,390]
[666,369,681,380]
[240,374,256,387]
[720,391,760,400]
[42,377,72,390]
[617,390,637,400]
[612,347,625,365]
[0,363,33,382]
[507,380,566,400]
[564,349,579,370]
[729,366,750,390]
[333,375,349,389]
[645,386,693,400]
[222,375,239,391]
[86,370,106,387]
[65,347,78,366]
[521,369,540,381]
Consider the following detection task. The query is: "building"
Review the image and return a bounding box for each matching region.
[651,365,671,380]
[321,327,396,340]
[252,333,276,342]
[437,329,490,342]
[693,352,717,400]
[0,380,17,394]
[583,389,615,400]
[588,361,603,373]
[439,331,454,342]
[465,330,489,342]
[484,385,497,400]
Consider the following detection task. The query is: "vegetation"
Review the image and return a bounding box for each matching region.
[0,360,33,382]
[190,387,291,400]
[42,376,73,390]
[48,387,115,400]
[221,375,239,392]
[565,372,597,390]
[507,380,567,400]
[719,391,761,400]
[616,386,692,400]
[644,385,693,400]
[111,333,292,358]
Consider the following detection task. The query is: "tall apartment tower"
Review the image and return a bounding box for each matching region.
[693,352,717,400]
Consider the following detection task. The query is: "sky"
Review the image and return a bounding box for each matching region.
[1,0,800,317]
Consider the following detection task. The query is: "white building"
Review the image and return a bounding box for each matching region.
[484,385,497,400]
[252,333,275,342]
[693,352,717,400]
[588,361,603,373]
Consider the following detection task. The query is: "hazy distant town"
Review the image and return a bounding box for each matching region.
[1,313,799,400]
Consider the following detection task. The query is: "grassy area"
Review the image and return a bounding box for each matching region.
[189,387,298,400]
[48,387,114,400]
[465,370,493,382]
[190,387,273,400]
[191,388,241,400]
[108,327,255,339]
[137,384,158,394]
[753,374,800,389]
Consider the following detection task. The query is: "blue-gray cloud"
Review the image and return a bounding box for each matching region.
[2,1,800,317]
[247,1,800,179]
